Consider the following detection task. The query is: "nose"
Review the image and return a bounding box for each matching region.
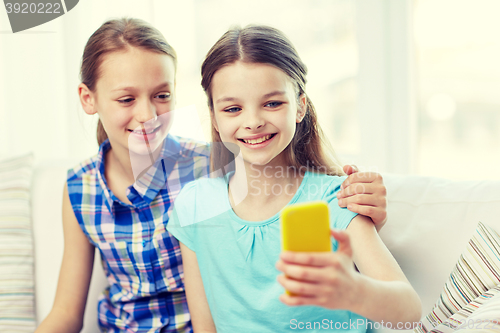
[244,109,264,130]
[134,99,157,123]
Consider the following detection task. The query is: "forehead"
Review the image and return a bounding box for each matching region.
[211,61,295,98]
[97,47,175,89]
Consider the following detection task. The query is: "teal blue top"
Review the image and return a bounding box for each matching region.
[167,171,367,332]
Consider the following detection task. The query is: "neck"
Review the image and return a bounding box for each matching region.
[228,154,303,206]
[106,141,163,185]
[129,145,163,181]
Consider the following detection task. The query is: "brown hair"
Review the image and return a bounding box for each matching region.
[80,18,177,146]
[201,25,343,176]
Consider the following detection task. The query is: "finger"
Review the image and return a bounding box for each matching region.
[345,204,387,226]
[276,275,324,296]
[280,251,335,267]
[339,194,386,209]
[276,260,332,283]
[342,164,358,175]
[338,184,377,200]
[330,229,352,257]
[341,172,383,190]
[279,293,325,307]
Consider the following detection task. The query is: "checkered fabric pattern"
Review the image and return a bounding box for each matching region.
[67,135,210,332]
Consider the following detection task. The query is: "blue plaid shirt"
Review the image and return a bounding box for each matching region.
[67,134,210,332]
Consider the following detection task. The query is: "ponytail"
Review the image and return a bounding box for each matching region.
[96,119,108,147]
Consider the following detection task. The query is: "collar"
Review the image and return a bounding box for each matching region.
[95,139,118,215]
[96,135,199,212]
[128,134,185,204]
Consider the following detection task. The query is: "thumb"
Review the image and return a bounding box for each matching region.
[330,229,353,258]
[343,164,359,175]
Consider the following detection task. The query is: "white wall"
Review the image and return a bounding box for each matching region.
[1,0,369,168]
[7,0,495,179]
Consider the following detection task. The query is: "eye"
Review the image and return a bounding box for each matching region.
[223,107,241,113]
[118,97,134,104]
[265,101,283,108]
[155,92,171,101]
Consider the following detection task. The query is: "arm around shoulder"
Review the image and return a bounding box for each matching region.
[35,182,95,333]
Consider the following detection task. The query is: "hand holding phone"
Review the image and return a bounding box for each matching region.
[280,201,332,296]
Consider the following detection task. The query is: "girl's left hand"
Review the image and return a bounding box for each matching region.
[275,230,363,311]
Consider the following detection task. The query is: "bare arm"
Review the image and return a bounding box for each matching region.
[35,182,95,333]
[277,215,421,327]
[346,215,421,324]
[180,242,216,333]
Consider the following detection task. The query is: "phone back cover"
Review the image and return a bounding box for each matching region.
[281,201,332,252]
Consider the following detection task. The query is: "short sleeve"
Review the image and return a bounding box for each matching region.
[166,181,198,251]
[322,176,358,250]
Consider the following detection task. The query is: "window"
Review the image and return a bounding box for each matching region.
[155,0,359,156]
[414,0,500,180]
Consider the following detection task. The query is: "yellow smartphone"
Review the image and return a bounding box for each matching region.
[280,201,332,295]
[280,200,332,253]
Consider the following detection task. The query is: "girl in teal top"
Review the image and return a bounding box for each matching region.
[167,25,421,332]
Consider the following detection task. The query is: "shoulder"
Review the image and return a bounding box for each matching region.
[305,173,357,232]
[304,172,347,196]
[170,176,227,228]
[175,135,211,159]
[66,155,99,183]
[176,176,225,203]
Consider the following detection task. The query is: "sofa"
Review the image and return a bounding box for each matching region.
[15,160,500,332]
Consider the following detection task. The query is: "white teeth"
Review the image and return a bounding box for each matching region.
[132,128,156,135]
[243,134,272,144]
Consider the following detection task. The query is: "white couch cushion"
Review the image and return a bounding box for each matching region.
[375,174,500,332]
[416,222,500,332]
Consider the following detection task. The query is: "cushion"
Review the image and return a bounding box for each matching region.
[453,290,500,332]
[415,222,500,333]
[427,285,500,332]
[0,154,35,332]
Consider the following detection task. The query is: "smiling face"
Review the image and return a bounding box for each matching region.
[85,47,176,157]
[211,61,305,169]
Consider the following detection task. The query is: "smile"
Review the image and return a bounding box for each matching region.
[239,134,276,145]
[129,126,161,135]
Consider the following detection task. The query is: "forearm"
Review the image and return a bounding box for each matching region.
[193,328,216,333]
[353,276,421,326]
[35,307,83,333]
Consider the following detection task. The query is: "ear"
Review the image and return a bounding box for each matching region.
[296,94,307,123]
[78,83,97,115]
[211,112,220,133]
[172,81,177,107]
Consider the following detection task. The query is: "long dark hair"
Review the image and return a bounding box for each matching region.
[80,18,177,146]
[201,25,343,176]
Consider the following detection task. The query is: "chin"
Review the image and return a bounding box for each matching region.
[243,158,274,167]
[127,141,161,157]
[127,133,165,155]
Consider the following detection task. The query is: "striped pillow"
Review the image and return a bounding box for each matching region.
[0,154,36,332]
[415,222,500,333]
[453,289,500,332]
[425,285,500,332]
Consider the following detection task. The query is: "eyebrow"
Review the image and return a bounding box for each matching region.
[215,90,286,104]
[111,82,172,92]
